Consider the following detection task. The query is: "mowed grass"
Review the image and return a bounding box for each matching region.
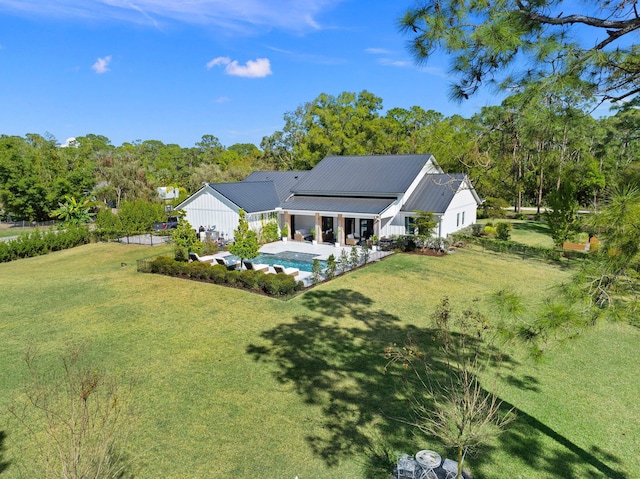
[478,218,556,248]
[1,242,638,478]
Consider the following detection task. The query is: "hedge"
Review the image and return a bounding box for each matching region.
[140,256,303,297]
[0,225,91,263]
[451,233,592,262]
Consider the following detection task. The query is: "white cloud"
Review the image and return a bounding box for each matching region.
[0,0,344,34]
[365,48,390,55]
[215,96,231,103]
[60,137,77,148]
[206,56,231,69]
[207,56,272,78]
[92,55,112,74]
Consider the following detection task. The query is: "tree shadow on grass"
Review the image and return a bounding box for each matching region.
[471,400,628,479]
[512,221,551,236]
[247,289,507,475]
[247,288,625,478]
[0,431,10,475]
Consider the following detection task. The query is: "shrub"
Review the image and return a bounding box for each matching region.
[261,221,280,244]
[496,222,512,241]
[238,270,262,290]
[209,265,228,283]
[225,269,241,286]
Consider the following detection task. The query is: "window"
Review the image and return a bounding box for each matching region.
[462,211,465,225]
[405,216,415,235]
[456,213,460,227]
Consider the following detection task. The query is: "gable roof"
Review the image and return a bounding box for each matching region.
[401,174,479,214]
[243,170,306,202]
[210,181,281,213]
[291,154,439,196]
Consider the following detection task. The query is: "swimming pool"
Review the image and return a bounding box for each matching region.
[227,251,327,272]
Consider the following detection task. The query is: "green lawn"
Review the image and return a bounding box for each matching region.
[477,219,556,248]
[0,243,637,478]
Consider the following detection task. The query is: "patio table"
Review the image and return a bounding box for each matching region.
[415,450,441,478]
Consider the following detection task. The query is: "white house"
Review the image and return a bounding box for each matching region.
[175,154,481,244]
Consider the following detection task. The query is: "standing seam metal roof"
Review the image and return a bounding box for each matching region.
[401,174,467,214]
[291,154,435,196]
[282,195,395,214]
[210,181,280,213]
[243,171,307,202]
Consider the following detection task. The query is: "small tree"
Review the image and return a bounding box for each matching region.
[8,344,139,479]
[325,254,337,279]
[545,182,580,247]
[338,248,350,273]
[281,223,289,239]
[495,222,512,241]
[228,209,259,267]
[413,210,437,252]
[171,218,198,261]
[311,258,323,285]
[385,298,515,479]
[360,244,370,264]
[349,246,360,269]
[94,208,123,240]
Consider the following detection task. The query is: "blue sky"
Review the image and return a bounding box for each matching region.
[0,1,511,148]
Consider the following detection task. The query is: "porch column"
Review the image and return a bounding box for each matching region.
[337,214,344,245]
[315,213,321,242]
[283,211,291,238]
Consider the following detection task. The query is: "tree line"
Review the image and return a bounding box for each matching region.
[1,90,639,222]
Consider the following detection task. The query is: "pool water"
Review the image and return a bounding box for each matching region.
[227,251,327,272]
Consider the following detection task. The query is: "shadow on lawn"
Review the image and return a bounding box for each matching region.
[486,401,628,479]
[247,289,504,476]
[512,221,551,236]
[0,431,10,475]
[247,288,625,478]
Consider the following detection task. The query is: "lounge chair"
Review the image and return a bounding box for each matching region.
[243,260,269,272]
[273,264,299,276]
[189,252,215,263]
[215,256,240,270]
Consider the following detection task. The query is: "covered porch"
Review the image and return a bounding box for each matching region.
[279,195,397,246]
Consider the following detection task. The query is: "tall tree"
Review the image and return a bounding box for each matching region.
[399,1,640,104]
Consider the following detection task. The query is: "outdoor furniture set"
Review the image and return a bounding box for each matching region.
[396,450,470,479]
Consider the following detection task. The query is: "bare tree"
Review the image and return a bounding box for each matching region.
[8,344,140,479]
[385,298,515,479]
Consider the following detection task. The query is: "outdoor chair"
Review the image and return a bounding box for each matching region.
[243,260,269,272]
[273,264,299,276]
[189,252,215,263]
[396,454,417,479]
[441,459,458,479]
[215,256,240,270]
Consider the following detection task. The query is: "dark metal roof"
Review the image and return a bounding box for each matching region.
[210,181,281,213]
[243,171,306,202]
[282,195,395,215]
[291,154,437,196]
[401,174,468,214]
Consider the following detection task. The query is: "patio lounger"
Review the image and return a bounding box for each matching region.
[189,252,215,263]
[215,256,240,270]
[273,264,299,276]
[243,260,269,272]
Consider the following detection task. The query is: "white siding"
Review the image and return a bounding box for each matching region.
[178,188,240,241]
[438,182,478,237]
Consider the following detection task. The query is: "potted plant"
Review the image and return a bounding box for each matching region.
[370,235,379,251]
[310,227,317,245]
[281,223,289,242]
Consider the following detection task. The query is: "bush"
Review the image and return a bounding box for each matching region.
[496,222,512,241]
[261,221,280,244]
[238,270,262,290]
[0,225,90,263]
